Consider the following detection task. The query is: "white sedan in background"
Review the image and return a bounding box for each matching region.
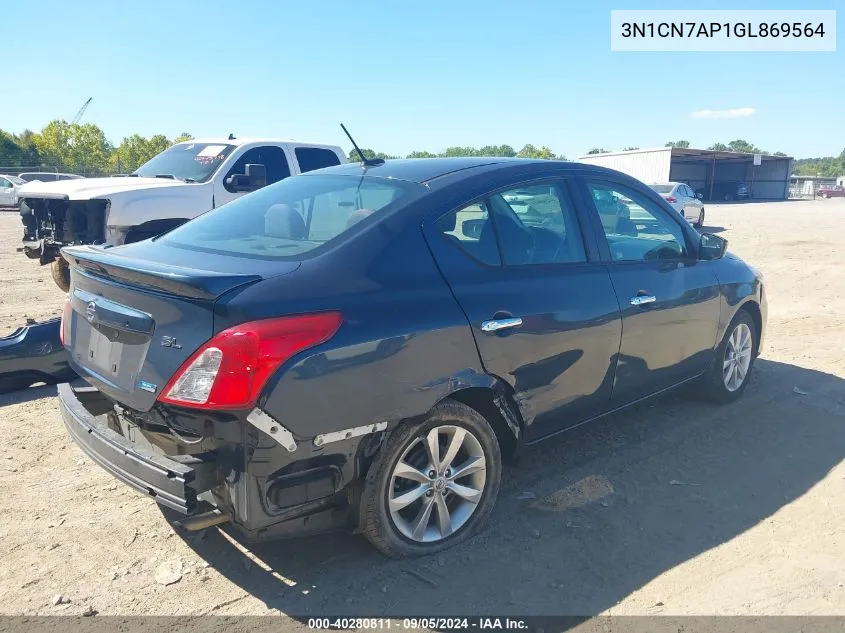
[649,182,705,228]
[0,174,26,207]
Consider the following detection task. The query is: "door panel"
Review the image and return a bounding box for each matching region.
[424,180,622,441]
[582,179,721,403]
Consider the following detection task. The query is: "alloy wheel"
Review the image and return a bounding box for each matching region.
[388,425,487,543]
[723,322,753,392]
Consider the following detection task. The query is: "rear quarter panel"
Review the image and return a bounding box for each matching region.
[216,219,486,440]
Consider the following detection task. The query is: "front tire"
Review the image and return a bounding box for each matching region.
[50,258,71,293]
[695,310,757,403]
[360,400,502,557]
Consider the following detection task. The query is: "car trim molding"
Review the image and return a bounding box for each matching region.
[246,408,298,452]
[313,422,388,448]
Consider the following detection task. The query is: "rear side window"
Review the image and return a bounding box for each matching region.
[435,181,586,267]
[295,147,341,173]
[162,174,419,259]
[224,146,291,192]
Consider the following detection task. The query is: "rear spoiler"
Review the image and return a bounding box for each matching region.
[62,245,261,300]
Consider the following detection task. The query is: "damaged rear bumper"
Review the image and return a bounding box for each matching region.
[57,383,217,514]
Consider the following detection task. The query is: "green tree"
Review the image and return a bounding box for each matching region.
[727,139,763,154]
[66,123,113,175]
[440,146,479,157]
[346,148,397,163]
[708,142,729,151]
[32,120,72,169]
[476,144,516,157]
[406,150,437,159]
[173,132,193,143]
[622,146,640,151]
[665,140,690,148]
[517,144,559,159]
[112,134,173,173]
[586,148,609,155]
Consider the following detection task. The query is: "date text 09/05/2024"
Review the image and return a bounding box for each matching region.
[621,22,826,38]
[307,618,529,630]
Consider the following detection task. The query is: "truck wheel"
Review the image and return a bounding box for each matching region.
[360,399,502,558]
[51,258,71,293]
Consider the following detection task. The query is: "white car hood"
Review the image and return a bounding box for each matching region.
[16,177,197,200]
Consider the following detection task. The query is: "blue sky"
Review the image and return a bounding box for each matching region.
[2,0,841,158]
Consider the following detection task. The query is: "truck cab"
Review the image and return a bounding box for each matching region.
[18,137,347,291]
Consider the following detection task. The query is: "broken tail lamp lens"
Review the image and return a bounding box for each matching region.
[158,312,342,410]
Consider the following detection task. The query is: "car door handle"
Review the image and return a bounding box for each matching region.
[481,317,523,332]
[630,295,657,306]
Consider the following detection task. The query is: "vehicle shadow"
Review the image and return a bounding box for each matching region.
[0,382,59,406]
[172,359,844,617]
[699,225,726,234]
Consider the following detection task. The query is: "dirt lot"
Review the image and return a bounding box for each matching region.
[1,200,844,619]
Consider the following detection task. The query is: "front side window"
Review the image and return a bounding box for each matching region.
[586,182,689,262]
[0,178,10,188]
[162,174,419,259]
[133,142,236,182]
[435,181,586,267]
[223,146,291,192]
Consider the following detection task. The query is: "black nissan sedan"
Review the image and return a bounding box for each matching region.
[57,157,766,557]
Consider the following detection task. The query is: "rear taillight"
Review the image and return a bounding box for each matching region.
[59,298,71,347]
[663,195,677,203]
[158,312,342,410]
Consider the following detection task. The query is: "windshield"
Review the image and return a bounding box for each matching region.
[161,174,420,259]
[649,184,673,193]
[9,176,25,185]
[132,142,236,182]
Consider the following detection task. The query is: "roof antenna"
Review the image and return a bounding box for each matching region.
[228,133,236,140]
[340,123,384,167]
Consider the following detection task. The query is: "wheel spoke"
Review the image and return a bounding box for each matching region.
[449,455,485,480]
[411,495,436,540]
[434,494,453,537]
[393,460,431,483]
[424,428,440,469]
[439,428,466,472]
[447,481,483,504]
[723,357,733,370]
[390,484,428,512]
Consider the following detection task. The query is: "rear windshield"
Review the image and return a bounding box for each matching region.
[649,184,673,193]
[161,174,419,259]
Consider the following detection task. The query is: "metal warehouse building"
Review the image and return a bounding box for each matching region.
[578,147,793,201]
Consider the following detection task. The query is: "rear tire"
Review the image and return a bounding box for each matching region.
[360,400,502,558]
[694,209,705,228]
[694,310,757,404]
[51,258,71,293]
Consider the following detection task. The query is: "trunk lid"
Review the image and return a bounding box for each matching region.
[63,241,299,412]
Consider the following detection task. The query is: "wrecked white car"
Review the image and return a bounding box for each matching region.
[18,137,346,290]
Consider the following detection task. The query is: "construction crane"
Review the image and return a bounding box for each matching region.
[71,97,92,125]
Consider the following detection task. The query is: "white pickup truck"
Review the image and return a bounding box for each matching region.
[18,137,347,290]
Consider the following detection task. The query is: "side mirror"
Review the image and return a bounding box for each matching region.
[699,232,727,260]
[245,163,267,188]
[225,163,267,192]
[696,192,703,199]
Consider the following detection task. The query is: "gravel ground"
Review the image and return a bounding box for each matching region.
[0,200,843,620]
